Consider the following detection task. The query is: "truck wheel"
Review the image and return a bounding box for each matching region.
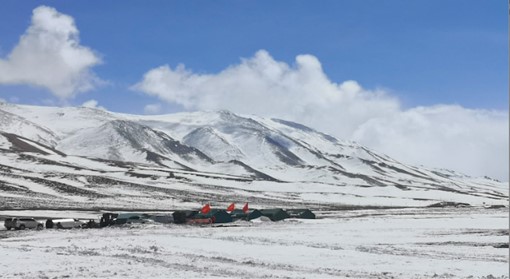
[6,227,11,230]
[19,224,26,230]
[37,224,43,230]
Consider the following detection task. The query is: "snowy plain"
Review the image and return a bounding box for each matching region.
[0,207,508,279]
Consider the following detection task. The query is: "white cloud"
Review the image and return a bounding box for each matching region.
[81,99,98,108]
[133,50,399,139]
[133,50,509,181]
[144,103,162,114]
[81,99,105,110]
[352,105,508,181]
[0,6,101,99]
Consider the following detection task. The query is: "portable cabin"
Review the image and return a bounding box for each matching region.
[172,210,198,224]
[151,215,174,224]
[286,209,316,219]
[259,209,290,221]
[248,209,263,220]
[193,209,233,224]
[229,209,247,220]
[114,213,150,225]
[230,209,263,221]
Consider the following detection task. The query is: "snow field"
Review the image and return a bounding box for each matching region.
[0,208,507,279]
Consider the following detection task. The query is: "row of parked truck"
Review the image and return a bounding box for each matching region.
[3,207,316,231]
[2,214,167,230]
[3,217,84,230]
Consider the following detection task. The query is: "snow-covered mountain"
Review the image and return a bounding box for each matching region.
[0,102,507,210]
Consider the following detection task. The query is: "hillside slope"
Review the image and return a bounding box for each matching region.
[0,102,507,209]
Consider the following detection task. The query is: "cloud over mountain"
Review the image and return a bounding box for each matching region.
[133,50,400,139]
[0,6,101,99]
[353,105,508,181]
[133,50,509,181]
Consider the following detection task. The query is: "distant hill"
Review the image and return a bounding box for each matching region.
[0,102,507,210]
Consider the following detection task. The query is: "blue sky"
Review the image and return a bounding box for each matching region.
[0,0,507,112]
[0,1,508,180]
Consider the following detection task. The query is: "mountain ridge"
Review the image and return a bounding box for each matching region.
[0,102,507,210]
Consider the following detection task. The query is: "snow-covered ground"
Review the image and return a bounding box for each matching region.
[1,207,508,278]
